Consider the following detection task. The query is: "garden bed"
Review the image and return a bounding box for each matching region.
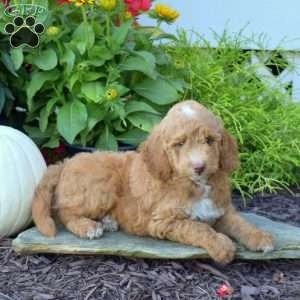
[1,191,300,300]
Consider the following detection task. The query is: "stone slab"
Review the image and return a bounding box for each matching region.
[12,213,300,260]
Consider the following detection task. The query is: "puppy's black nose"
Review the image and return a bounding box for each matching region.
[195,166,205,174]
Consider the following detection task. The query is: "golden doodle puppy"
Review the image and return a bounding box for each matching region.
[32,100,274,263]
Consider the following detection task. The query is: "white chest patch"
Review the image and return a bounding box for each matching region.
[186,185,224,224]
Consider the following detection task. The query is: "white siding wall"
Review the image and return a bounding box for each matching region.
[142,0,300,50]
[141,0,300,101]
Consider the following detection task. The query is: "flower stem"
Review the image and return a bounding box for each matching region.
[55,40,64,57]
[91,3,95,27]
[81,5,88,24]
[156,20,162,30]
[106,14,111,47]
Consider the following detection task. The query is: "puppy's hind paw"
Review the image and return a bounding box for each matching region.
[257,233,274,253]
[86,223,104,239]
[245,230,274,253]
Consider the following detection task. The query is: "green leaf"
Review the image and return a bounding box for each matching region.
[95,125,118,151]
[68,73,80,90]
[112,21,132,46]
[26,70,60,111]
[4,86,14,101]
[109,102,126,120]
[43,136,60,148]
[0,87,5,114]
[10,48,23,70]
[24,125,49,138]
[88,46,113,61]
[127,112,161,132]
[112,119,127,132]
[107,67,120,83]
[23,125,53,146]
[81,82,105,103]
[119,55,157,79]
[57,101,88,144]
[79,128,89,146]
[33,49,58,71]
[82,72,106,82]
[133,78,179,105]
[86,59,106,67]
[86,103,107,130]
[125,100,161,115]
[39,97,58,132]
[135,51,156,67]
[75,41,87,55]
[155,51,171,65]
[117,128,148,145]
[60,47,75,75]
[1,53,18,77]
[73,23,95,54]
[152,33,178,41]
[168,79,188,93]
[113,84,129,97]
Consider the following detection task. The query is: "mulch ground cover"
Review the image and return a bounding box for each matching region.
[1,191,300,300]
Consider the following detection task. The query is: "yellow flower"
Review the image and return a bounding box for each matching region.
[124,11,133,20]
[174,59,184,69]
[46,26,60,36]
[71,0,94,6]
[98,0,117,11]
[155,4,179,23]
[105,88,118,100]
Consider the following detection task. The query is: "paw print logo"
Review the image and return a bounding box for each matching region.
[4,16,45,48]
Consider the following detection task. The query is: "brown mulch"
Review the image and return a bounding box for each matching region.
[1,192,300,300]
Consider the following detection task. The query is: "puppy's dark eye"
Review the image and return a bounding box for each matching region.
[206,136,214,145]
[174,140,185,147]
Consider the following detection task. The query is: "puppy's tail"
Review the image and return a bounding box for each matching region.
[32,163,63,237]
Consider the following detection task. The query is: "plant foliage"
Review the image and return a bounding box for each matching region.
[7,0,185,150]
[169,30,300,196]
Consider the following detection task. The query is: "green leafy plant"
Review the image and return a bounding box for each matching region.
[0,36,15,117]
[0,0,16,118]
[0,36,26,121]
[170,30,300,196]
[0,0,48,124]
[14,0,185,150]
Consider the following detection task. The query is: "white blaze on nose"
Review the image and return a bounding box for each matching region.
[181,105,196,118]
[190,152,204,164]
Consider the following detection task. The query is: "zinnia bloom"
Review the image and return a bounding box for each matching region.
[124,11,133,19]
[57,0,72,4]
[47,26,60,36]
[174,59,184,69]
[98,0,117,11]
[124,0,152,16]
[154,3,179,23]
[105,88,118,100]
[71,0,95,6]
[1,0,9,7]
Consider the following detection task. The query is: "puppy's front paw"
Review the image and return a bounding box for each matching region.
[86,222,104,239]
[244,230,274,253]
[102,215,119,232]
[208,233,236,264]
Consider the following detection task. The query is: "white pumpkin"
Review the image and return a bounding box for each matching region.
[0,126,46,237]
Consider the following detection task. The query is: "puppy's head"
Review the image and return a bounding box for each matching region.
[140,100,239,182]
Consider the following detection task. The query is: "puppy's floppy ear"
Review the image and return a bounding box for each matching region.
[219,129,240,173]
[139,127,172,181]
